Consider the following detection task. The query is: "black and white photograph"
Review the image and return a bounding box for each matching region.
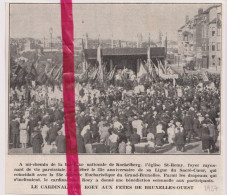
[8,3,222,155]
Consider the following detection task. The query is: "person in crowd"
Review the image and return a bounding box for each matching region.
[126,139,132,154]
[9,71,220,155]
[201,121,211,153]
[55,130,66,153]
[109,129,119,153]
[41,122,49,145]
[45,123,58,145]
[146,131,155,153]
[83,128,93,153]
[155,124,165,147]
[119,140,126,154]
[174,127,185,152]
[99,123,110,146]
[130,128,140,153]
[76,133,86,153]
[167,121,175,145]
[19,118,28,149]
[50,141,58,153]
[10,116,20,148]
[132,116,144,139]
[182,111,194,143]
[193,114,201,139]
[208,121,217,153]
[31,127,43,153]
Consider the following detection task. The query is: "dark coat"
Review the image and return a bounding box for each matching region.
[130,133,140,145]
[46,127,58,144]
[174,132,185,145]
[193,118,201,130]
[77,134,86,153]
[55,135,66,153]
[208,124,216,141]
[182,115,193,130]
[91,130,100,143]
[83,131,92,144]
[155,133,165,146]
[77,116,87,130]
[54,109,63,121]
[201,127,210,150]
[41,115,50,125]
[31,132,43,153]
[10,120,20,135]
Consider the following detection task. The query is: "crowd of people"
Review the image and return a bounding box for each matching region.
[9,70,221,154]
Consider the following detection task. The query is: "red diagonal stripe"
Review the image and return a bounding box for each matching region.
[60,1,81,194]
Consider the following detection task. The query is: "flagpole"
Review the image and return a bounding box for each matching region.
[165,32,168,74]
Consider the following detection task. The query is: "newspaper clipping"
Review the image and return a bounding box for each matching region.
[6,2,224,195]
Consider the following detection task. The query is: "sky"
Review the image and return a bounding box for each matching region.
[10,3,216,42]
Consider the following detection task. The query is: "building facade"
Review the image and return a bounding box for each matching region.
[177,16,196,65]
[208,6,222,69]
[177,5,222,69]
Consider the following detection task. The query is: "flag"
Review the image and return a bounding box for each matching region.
[91,67,98,80]
[15,65,23,75]
[147,47,151,61]
[97,46,104,82]
[158,60,165,74]
[54,65,63,80]
[32,81,36,87]
[137,62,147,79]
[27,63,37,80]
[202,71,209,82]
[47,64,58,77]
[107,65,117,81]
[173,78,176,86]
[37,72,48,84]
[153,60,159,76]
[147,60,156,81]
[15,65,27,84]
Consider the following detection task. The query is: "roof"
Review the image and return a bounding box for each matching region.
[103,48,147,56]
[209,18,217,24]
[203,5,221,14]
[84,47,166,60]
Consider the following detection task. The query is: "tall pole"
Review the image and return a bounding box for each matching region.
[148,32,151,47]
[85,33,88,49]
[216,7,218,71]
[49,27,53,52]
[165,32,168,74]
[111,34,114,48]
[98,34,101,47]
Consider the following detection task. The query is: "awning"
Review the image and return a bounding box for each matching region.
[84,47,166,60]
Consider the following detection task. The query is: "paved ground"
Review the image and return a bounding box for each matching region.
[9,138,219,154]
[170,64,221,75]
[156,138,219,154]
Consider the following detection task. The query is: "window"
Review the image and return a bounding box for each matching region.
[212,27,216,36]
[217,43,221,51]
[184,35,188,41]
[206,27,209,37]
[212,55,216,66]
[212,42,216,51]
[217,27,221,36]
[203,16,207,22]
[204,43,206,51]
[217,13,221,20]
[205,26,208,38]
